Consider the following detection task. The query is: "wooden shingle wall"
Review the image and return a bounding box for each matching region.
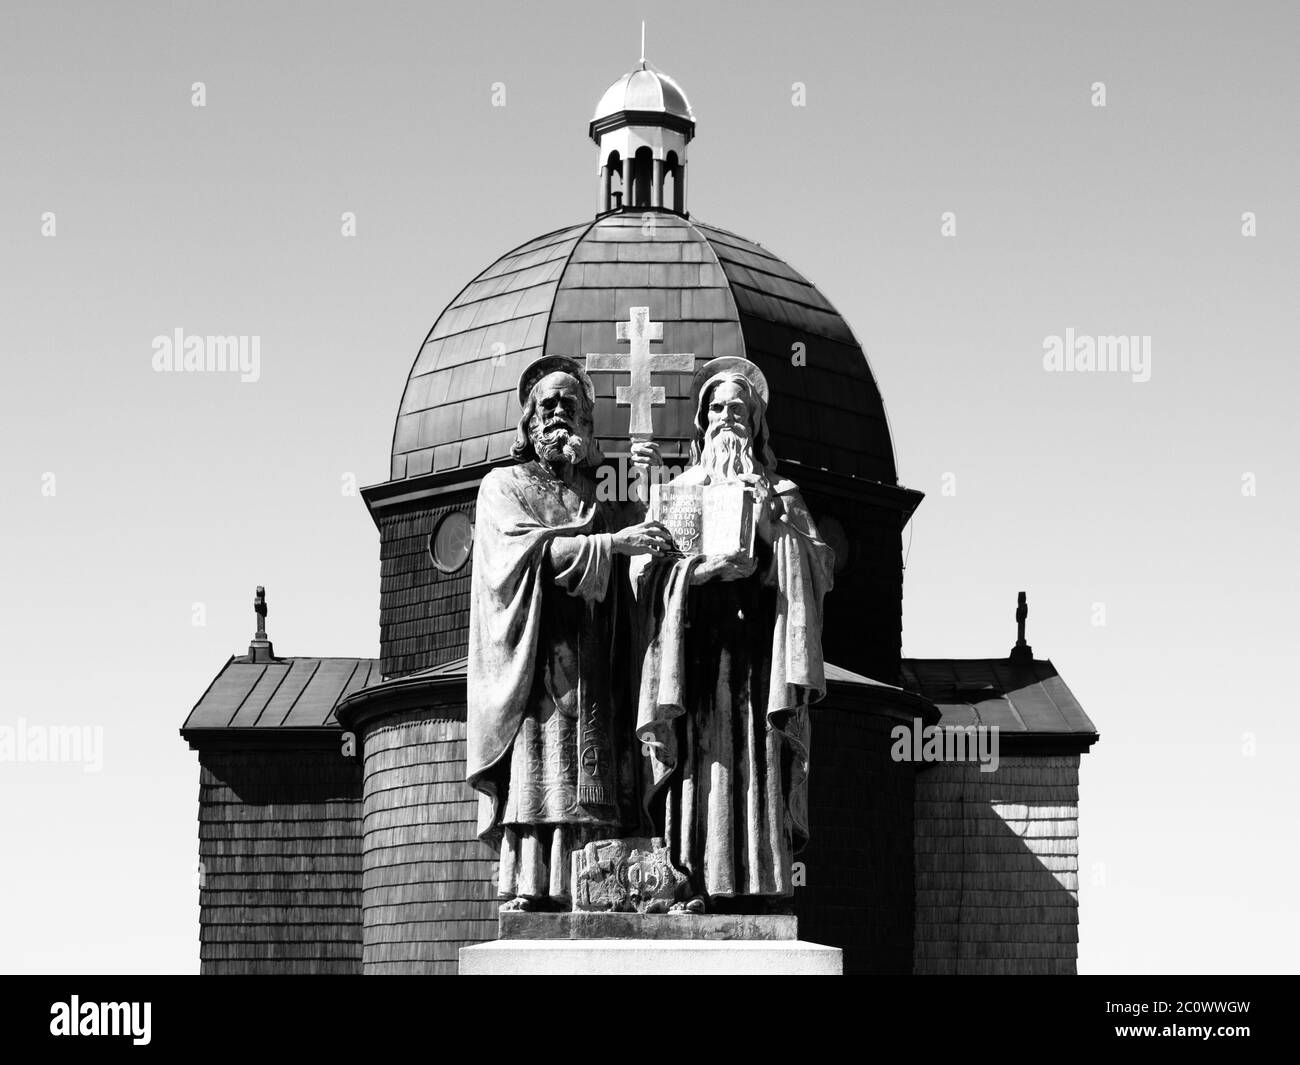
[379,496,475,678]
[377,482,905,685]
[360,707,498,974]
[813,497,905,686]
[197,748,363,974]
[796,702,918,974]
[913,754,1081,974]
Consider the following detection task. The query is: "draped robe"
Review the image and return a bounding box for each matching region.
[632,471,834,901]
[467,460,640,900]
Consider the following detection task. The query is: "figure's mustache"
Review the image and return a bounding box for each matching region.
[532,411,577,439]
[708,421,749,440]
[532,419,589,466]
[536,424,573,443]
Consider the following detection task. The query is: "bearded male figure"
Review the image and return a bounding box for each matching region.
[467,356,670,911]
[632,357,835,911]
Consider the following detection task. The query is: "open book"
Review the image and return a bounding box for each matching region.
[649,481,757,559]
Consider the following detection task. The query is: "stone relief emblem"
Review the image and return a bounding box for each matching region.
[572,837,688,913]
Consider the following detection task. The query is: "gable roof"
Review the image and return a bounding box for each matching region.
[181,653,1097,753]
[182,656,380,733]
[901,657,1097,746]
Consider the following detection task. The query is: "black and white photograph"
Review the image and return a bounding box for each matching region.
[0,0,1294,1047]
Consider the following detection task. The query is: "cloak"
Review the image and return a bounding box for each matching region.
[632,479,834,895]
[466,462,621,837]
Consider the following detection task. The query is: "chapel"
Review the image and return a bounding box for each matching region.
[181,58,1098,975]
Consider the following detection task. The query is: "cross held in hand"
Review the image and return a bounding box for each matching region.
[585,307,694,440]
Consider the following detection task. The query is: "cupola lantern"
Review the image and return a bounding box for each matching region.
[590,57,695,215]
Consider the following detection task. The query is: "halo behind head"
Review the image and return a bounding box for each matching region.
[690,356,770,406]
[516,355,596,410]
[689,356,778,471]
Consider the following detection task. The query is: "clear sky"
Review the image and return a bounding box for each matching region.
[1,0,1296,974]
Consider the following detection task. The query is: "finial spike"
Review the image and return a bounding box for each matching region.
[249,585,275,662]
[640,21,646,63]
[1010,590,1033,662]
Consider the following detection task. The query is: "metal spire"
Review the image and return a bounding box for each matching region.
[248,585,276,662]
[1010,590,1034,662]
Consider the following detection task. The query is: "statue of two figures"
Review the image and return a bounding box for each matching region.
[466,353,834,916]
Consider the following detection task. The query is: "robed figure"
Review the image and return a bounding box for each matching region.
[632,358,835,910]
[467,356,672,911]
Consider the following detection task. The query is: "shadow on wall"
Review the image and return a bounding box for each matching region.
[794,702,920,975]
[914,757,1081,975]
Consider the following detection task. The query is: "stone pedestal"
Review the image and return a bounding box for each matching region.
[460,940,841,975]
[459,913,842,975]
[501,912,798,941]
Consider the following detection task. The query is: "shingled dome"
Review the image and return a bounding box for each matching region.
[390,213,898,485]
[592,60,695,125]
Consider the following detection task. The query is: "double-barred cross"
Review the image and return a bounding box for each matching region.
[585,307,694,441]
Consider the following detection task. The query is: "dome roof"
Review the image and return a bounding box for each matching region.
[390,212,896,485]
[592,61,694,125]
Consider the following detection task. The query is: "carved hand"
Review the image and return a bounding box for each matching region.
[626,440,663,510]
[612,520,673,557]
[690,551,757,585]
[628,440,662,469]
[736,473,783,543]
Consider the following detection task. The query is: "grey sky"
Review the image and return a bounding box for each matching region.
[1,0,1296,973]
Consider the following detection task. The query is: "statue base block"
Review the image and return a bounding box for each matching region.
[459,939,842,975]
[462,912,840,974]
[501,911,798,941]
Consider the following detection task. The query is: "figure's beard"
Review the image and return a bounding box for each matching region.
[700,423,757,482]
[531,419,590,467]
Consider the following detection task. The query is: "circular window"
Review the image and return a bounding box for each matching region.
[429,511,474,574]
